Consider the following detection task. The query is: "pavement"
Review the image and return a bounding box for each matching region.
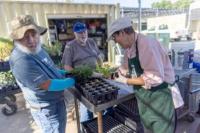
[0,93,200,133]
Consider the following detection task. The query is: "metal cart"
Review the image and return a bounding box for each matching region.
[190,72,200,115]
[0,84,21,116]
[0,61,21,116]
[175,69,198,122]
[70,80,135,133]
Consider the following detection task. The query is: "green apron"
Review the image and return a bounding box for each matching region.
[128,40,175,133]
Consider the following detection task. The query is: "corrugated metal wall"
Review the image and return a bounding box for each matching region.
[0,1,119,42]
[0,1,120,64]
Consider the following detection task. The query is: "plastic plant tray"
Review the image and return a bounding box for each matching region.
[75,78,119,105]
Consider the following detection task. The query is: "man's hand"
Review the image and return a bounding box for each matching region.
[114,72,127,84]
[117,67,128,77]
[92,72,103,78]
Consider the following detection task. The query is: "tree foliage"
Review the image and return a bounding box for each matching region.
[151,0,193,9]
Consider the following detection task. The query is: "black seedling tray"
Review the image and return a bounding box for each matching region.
[0,61,10,71]
[81,114,135,133]
[75,78,119,105]
[0,84,21,98]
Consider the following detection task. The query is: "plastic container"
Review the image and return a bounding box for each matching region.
[0,61,10,71]
[176,52,185,70]
[76,78,119,105]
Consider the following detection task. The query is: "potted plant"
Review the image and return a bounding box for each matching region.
[0,70,16,88]
[43,41,62,66]
[0,38,14,71]
[70,65,93,82]
[95,64,116,78]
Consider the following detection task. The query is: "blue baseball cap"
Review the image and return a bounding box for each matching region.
[73,22,87,33]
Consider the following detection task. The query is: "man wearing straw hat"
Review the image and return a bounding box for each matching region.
[9,15,75,133]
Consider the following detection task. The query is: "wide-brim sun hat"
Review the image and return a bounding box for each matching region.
[107,17,133,41]
[10,15,47,40]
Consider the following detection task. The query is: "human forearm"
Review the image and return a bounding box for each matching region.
[140,72,163,89]
[57,69,69,76]
[127,76,145,86]
[64,65,73,71]
[114,72,145,85]
[39,78,75,91]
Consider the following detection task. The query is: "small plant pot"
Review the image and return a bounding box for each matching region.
[0,61,10,71]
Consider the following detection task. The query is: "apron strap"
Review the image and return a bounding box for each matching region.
[134,36,169,91]
[151,82,168,92]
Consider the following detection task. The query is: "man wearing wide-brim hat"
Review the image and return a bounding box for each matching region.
[9,15,75,133]
[108,17,183,133]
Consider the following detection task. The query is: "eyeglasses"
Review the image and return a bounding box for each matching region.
[111,31,120,41]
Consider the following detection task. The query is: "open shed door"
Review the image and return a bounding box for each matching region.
[47,14,108,61]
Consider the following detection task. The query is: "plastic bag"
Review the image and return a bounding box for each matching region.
[170,83,184,109]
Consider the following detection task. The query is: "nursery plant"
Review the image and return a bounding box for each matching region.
[0,38,13,61]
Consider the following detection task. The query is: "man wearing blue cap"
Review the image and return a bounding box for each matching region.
[62,22,104,122]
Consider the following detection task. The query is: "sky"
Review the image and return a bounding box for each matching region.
[29,0,179,8]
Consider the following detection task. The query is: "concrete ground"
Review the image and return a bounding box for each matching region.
[0,93,200,133]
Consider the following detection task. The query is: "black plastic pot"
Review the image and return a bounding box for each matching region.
[0,61,10,71]
[75,77,119,105]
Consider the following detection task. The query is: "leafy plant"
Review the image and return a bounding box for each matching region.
[43,41,62,56]
[71,66,93,81]
[43,41,62,67]
[151,0,192,9]
[95,64,116,78]
[0,70,16,87]
[0,38,14,61]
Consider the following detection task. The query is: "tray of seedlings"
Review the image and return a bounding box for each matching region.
[68,66,120,105]
[0,71,20,97]
[81,114,135,133]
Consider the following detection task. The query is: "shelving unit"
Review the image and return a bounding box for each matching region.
[47,17,108,60]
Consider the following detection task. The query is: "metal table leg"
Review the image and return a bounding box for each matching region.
[74,98,81,133]
[97,112,103,133]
